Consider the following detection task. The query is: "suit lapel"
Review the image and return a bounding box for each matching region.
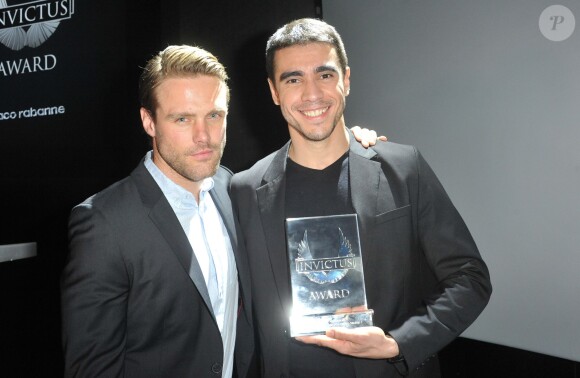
[349,134,396,218]
[210,172,237,249]
[210,170,252,321]
[256,144,293,315]
[131,161,214,316]
[349,135,396,268]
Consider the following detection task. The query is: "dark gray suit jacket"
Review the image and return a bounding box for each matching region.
[230,133,491,377]
[61,159,254,377]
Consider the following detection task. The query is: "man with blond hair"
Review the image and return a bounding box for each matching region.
[61,45,254,378]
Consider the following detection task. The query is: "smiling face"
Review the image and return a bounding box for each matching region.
[268,42,350,144]
[140,75,228,194]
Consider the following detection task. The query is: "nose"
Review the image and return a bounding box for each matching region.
[301,77,323,102]
[192,120,210,144]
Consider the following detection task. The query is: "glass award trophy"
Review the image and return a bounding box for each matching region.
[285,213,373,336]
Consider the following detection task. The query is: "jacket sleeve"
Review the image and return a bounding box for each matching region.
[388,148,492,371]
[61,202,129,377]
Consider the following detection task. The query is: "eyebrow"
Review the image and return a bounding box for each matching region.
[166,112,196,120]
[278,65,339,82]
[166,107,227,119]
[279,70,303,82]
[315,65,339,74]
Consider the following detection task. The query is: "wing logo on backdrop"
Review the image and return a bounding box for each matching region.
[0,0,75,51]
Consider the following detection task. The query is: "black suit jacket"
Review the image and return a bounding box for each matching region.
[61,159,254,377]
[230,133,491,377]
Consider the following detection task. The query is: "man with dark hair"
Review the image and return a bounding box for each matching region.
[231,18,492,377]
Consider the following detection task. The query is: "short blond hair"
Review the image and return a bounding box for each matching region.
[139,45,229,115]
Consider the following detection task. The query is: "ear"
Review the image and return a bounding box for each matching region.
[267,78,280,105]
[140,107,156,137]
[344,66,351,96]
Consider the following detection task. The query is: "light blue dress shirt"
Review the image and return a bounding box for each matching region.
[145,151,238,378]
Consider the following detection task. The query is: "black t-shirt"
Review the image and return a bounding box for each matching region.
[285,152,356,378]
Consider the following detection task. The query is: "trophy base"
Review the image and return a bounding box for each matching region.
[290,309,374,337]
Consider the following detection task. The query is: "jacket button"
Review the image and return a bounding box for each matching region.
[283,327,289,337]
[211,363,222,374]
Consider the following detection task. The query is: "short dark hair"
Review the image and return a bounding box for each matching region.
[265,18,348,82]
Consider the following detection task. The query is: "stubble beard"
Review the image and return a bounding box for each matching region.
[155,138,226,183]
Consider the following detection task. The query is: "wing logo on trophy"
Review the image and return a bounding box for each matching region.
[286,214,374,336]
[296,228,356,285]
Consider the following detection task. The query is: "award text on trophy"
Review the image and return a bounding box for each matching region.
[285,214,373,336]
